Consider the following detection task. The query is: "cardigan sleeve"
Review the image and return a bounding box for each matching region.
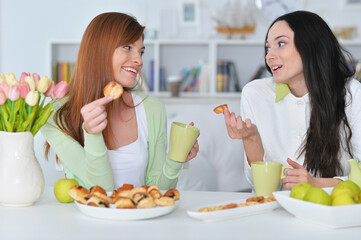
[142,95,182,190]
[40,99,114,191]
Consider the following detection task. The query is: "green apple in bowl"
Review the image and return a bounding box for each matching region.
[290,182,314,200]
[333,180,361,198]
[303,187,332,206]
[54,178,79,203]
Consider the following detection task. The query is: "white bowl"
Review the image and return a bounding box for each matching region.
[273,187,361,228]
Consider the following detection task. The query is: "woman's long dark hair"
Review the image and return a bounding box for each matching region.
[265,11,355,177]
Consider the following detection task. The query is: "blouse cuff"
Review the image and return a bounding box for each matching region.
[163,157,183,180]
[82,124,107,156]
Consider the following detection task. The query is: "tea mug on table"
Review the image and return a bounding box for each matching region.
[168,122,199,163]
[251,161,292,196]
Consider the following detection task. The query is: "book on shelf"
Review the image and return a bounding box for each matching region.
[216,60,241,92]
[250,66,271,81]
[178,61,209,93]
[52,62,75,83]
[149,59,154,91]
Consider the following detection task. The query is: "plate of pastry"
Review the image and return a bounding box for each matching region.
[70,184,179,221]
[187,195,279,221]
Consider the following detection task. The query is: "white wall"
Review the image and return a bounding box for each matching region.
[1,0,361,189]
[1,0,361,75]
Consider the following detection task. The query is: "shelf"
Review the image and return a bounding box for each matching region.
[48,38,361,100]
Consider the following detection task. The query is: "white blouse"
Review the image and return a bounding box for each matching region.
[107,92,148,189]
[241,78,361,187]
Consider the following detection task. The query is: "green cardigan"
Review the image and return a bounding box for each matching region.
[41,93,182,191]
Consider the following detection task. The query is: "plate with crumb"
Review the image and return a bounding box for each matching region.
[70,184,180,221]
[187,196,279,221]
[75,201,177,221]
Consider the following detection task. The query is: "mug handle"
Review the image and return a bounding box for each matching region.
[280,166,293,179]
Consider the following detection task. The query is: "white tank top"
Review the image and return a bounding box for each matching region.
[107,92,148,189]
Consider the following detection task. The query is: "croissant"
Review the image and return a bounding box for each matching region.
[154,196,175,206]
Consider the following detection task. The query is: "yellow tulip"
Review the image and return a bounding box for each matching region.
[0,73,6,83]
[37,76,52,93]
[24,76,36,91]
[5,72,19,86]
[25,90,39,106]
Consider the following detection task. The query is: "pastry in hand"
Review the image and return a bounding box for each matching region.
[103,81,124,99]
[213,104,228,114]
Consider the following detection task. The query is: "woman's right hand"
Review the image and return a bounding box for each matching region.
[81,96,113,134]
[223,107,258,140]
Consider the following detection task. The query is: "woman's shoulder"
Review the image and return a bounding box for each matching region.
[242,77,275,98]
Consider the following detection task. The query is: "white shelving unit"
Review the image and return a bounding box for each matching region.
[48,38,361,100]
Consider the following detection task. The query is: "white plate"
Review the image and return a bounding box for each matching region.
[187,198,279,221]
[273,187,361,228]
[75,201,177,221]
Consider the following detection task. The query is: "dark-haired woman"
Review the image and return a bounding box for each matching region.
[223,11,361,189]
[41,12,199,191]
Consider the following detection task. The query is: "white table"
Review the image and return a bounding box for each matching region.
[0,188,360,240]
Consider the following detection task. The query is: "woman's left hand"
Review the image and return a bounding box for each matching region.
[282,158,317,189]
[185,122,199,162]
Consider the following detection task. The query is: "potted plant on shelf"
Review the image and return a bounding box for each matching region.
[0,72,68,207]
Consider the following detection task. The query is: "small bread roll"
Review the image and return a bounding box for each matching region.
[86,195,109,208]
[103,81,124,99]
[155,196,175,207]
[213,104,228,114]
[114,197,136,209]
[137,197,156,208]
[68,185,89,203]
[164,189,180,201]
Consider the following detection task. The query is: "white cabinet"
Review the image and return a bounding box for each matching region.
[49,39,361,99]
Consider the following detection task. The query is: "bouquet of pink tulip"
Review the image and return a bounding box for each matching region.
[0,72,68,136]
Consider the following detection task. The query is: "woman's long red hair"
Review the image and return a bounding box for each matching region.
[45,12,145,158]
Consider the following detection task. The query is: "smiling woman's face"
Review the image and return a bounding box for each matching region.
[265,20,304,87]
[112,36,145,88]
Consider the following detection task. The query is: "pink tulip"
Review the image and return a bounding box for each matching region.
[20,82,30,99]
[52,81,68,100]
[0,88,6,105]
[20,72,30,83]
[44,80,55,97]
[0,82,9,96]
[8,84,20,101]
[32,73,40,87]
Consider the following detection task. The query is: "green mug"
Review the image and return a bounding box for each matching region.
[251,161,292,196]
[168,122,199,163]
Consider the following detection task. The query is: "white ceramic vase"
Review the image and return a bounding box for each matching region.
[0,131,45,207]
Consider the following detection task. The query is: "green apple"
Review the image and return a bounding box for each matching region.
[303,187,332,206]
[290,182,314,200]
[331,187,357,201]
[333,180,361,197]
[54,178,79,203]
[332,193,356,206]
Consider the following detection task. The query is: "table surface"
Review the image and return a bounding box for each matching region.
[1,188,360,240]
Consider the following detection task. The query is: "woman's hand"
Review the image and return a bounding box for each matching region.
[223,107,258,140]
[282,158,317,189]
[185,122,199,162]
[81,96,113,134]
[283,158,343,189]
